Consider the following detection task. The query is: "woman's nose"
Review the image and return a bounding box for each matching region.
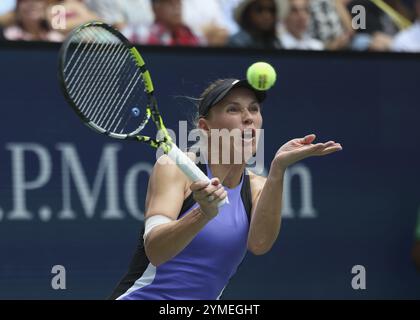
[242,110,253,124]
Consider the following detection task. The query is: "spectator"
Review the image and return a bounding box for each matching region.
[3,0,63,42]
[309,0,354,50]
[391,0,420,52]
[182,0,230,46]
[127,0,200,46]
[278,0,324,50]
[46,0,98,36]
[84,0,154,32]
[87,0,229,46]
[228,0,282,49]
[347,0,412,51]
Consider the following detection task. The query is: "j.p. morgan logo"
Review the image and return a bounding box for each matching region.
[0,143,317,222]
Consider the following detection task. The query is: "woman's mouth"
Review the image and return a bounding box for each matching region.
[241,128,256,142]
[65,11,78,19]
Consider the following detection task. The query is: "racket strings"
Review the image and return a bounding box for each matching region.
[105,68,143,132]
[69,28,129,119]
[65,29,117,93]
[84,45,132,123]
[75,46,126,118]
[80,29,134,122]
[63,26,148,134]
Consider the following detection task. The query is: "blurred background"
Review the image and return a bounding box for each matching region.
[0,0,420,300]
[0,0,419,52]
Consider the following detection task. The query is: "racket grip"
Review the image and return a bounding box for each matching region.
[167,145,228,207]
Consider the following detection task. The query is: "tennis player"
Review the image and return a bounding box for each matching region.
[110,79,342,300]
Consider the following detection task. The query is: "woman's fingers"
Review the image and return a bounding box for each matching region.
[315,143,343,156]
[309,141,340,150]
[210,177,220,186]
[299,142,342,157]
[308,143,325,151]
[208,187,227,203]
[190,178,220,192]
[190,180,210,192]
[322,144,343,154]
[192,179,223,202]
[194,185,221,201]
[217,190,228,202]
[300,134,316,144]
[191,177,227,218]
[323,141,336,148]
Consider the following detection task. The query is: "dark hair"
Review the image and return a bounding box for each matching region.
[240,0,277,38]
[191,79,224,127]
[189,80,229,156]
[193,78,268,126]
[199,79,227,113]
[15,0,50,33]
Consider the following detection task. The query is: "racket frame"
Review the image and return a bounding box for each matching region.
[58,21,227,206]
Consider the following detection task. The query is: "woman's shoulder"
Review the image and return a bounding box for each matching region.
[152,153,196,192]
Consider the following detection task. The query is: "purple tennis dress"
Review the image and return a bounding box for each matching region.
[110,164,252,300]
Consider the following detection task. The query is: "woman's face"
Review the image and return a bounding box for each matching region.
[199,87,263,164]
[153,0,182,29]
[285,0,310,37]
[17,0,47,25]
[52,0,94,33]
[248,0,277,32]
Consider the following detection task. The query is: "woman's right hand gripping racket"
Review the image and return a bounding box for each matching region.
[58,21,228,206]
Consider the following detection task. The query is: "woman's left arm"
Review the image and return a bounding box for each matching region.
[247,134,342,255]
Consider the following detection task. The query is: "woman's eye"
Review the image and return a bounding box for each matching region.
[249,105,260,112]
[227,106,238,113]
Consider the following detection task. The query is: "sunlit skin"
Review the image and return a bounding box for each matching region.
[143,86,342,266]
[195,86,342,213]
[198,87,263,172]
[285,0,311,39]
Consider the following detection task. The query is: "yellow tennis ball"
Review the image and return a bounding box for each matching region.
[246,62,277,91]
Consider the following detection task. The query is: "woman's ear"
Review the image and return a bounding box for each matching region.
[198,118,210,132]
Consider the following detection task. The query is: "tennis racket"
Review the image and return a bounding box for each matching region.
[58,21,227,206]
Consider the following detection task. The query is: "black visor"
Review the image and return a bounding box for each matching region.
[199,79,266,117]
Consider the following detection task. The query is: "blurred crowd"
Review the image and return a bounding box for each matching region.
[0,0,419,52]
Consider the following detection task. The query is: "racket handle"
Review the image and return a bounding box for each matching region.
[167,145,228,207]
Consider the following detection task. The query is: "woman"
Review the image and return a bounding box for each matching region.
[46,0,98,36]
[4,0,63,42]
[110,79,342,300]
[228,0,282,49]
[121,0,201,46]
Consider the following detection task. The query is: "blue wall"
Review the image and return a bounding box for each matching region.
[0,43,419,299]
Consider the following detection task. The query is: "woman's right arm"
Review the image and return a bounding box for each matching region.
[144,155,226,267]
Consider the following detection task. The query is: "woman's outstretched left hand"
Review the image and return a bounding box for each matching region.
[272,134,342,171]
